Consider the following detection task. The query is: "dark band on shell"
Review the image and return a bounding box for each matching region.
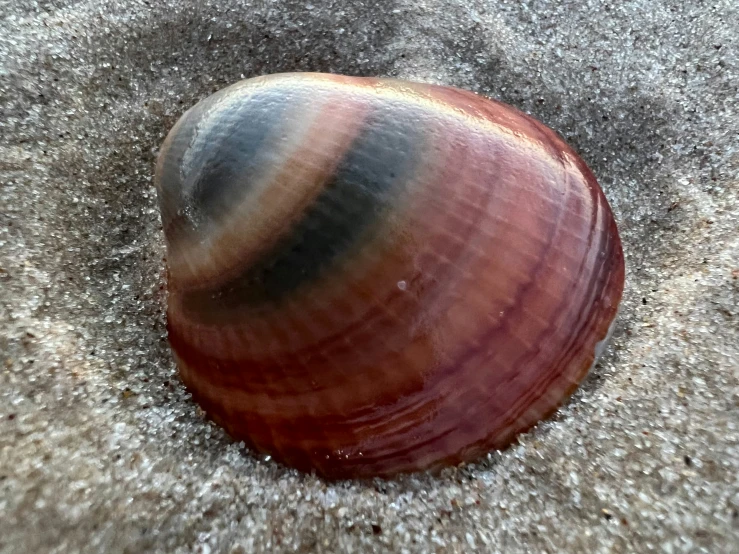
[155,72,625,479]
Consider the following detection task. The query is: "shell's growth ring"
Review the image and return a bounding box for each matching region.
[154,72,625,478]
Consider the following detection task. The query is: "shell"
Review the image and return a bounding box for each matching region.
[154,72,625,479]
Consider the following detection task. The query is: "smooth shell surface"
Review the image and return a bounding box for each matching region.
[155,72,625,479]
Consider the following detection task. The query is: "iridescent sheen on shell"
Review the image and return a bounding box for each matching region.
[154,72,625,479]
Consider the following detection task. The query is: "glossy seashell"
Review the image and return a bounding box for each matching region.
[154,72,625,479]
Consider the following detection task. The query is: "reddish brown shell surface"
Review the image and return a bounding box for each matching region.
[154,72,625,479]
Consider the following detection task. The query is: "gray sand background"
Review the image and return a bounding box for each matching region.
[1,0,738,552]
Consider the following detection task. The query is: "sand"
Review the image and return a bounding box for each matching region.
[1,0,737,552]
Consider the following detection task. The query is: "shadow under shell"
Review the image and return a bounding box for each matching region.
[154,72,625,479]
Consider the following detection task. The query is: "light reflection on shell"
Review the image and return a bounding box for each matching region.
[154,72,625,479]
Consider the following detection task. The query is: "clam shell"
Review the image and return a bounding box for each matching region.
[154,72,625,478]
